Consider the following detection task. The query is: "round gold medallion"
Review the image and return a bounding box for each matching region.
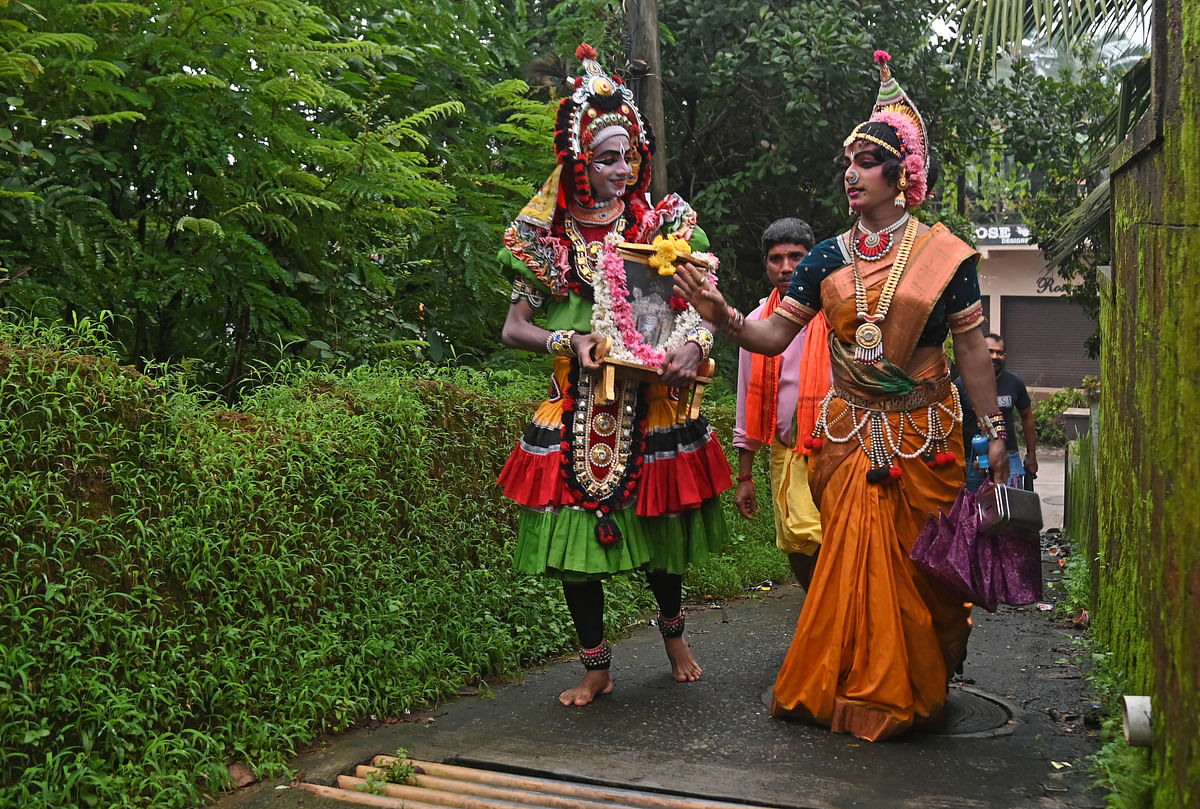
[590,444,614,467]
[855,321,883,350]
[592,413,617,436]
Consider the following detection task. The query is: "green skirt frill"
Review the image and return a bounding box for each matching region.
[513,498,727,582]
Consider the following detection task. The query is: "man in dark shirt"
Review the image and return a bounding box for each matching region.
[955,333,1039,492]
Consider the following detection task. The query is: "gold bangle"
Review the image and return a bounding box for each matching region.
[546,329,577,357]
[684,327,714,360]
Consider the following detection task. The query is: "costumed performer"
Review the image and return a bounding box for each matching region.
[673,50,1010,740]
[497,44,732,708]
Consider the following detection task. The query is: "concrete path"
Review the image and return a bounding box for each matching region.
[219,450,1101,809]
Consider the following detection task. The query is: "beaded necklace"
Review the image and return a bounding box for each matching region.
[849,215,919,365]
[567,197,624,227]
[852,212,910,260]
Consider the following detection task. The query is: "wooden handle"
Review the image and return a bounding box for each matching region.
[591,336,611,362]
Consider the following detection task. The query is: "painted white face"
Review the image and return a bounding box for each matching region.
[586,133,633,202]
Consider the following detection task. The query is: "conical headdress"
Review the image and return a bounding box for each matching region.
[843,50,929,208]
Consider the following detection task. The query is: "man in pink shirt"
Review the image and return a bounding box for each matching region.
[733,218,828,588]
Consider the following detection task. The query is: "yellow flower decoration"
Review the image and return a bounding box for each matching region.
[648,235,692,276]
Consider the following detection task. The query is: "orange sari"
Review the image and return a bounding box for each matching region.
[769,224,978,741]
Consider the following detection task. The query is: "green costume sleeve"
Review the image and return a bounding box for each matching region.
[498,246,593,333]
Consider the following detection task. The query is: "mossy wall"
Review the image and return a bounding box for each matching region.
[1100,2,1200,806]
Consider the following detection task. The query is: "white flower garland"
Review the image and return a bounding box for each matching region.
[591,236,704,367]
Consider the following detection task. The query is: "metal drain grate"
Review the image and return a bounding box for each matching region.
[298,758,780,809]
[939,687,1014,737]
[759,684,1014,736]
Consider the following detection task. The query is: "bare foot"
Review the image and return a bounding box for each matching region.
[663,635,702,682]
[558,670,613,706]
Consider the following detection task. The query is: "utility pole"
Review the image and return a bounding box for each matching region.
[626,0,667,202]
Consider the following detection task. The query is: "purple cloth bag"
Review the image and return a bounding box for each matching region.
[910,488,981,606]
[911,487,1043,613]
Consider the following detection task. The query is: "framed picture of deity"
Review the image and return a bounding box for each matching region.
[589,240,716,422]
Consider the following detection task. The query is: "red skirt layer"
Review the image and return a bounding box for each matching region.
[498,360,731,517]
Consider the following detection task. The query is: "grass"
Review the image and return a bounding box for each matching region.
[0,317,784,809]
[1057,544,1154,809]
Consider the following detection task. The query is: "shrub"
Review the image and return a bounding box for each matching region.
[1034,387,1089,447]
[0,319,781,808]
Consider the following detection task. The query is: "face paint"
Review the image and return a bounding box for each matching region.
[586,133,633,202]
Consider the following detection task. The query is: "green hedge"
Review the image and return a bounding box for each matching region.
[0,320,783,808]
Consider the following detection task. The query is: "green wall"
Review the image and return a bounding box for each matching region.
[1100,2,1200,806]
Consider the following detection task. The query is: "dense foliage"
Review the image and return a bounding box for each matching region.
[0,317,783,808]
[1,0,1118,390]
[0,0,554,391]
[656,0,994,309]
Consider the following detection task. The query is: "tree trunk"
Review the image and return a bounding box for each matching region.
[626,0,667,202]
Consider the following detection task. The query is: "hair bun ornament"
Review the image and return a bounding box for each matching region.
[576,43,598,61]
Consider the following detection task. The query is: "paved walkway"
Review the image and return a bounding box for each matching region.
[220,449,1102,809]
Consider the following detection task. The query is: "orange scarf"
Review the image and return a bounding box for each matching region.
[745,293,831,454]
[745,290,783,444]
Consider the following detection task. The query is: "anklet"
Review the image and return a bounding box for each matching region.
[579,640,612,670]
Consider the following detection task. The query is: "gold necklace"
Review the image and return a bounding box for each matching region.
[564,215,606,284]
[850,216,919,365]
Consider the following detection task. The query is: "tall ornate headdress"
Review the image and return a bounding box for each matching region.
[843,50,929,209]
[552,44,654,207]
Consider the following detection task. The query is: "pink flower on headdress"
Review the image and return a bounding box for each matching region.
[871,109,927,207]
[874,50,891,65]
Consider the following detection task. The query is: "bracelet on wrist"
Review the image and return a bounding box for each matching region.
[546,329,577,358]
[736,473,754,483]
[684,327,714,360]
[977,411,1006,441]
[721,306,745,337]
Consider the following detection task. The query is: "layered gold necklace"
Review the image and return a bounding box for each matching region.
[850,215,919,365]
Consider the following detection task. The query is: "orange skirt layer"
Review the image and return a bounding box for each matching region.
[769,391,971,741]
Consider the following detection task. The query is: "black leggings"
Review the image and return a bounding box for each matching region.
[562,570,682,649]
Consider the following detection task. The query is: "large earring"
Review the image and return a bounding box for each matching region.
[894,169,908,208]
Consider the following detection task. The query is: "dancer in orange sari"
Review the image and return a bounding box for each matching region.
[673,50,1010,741]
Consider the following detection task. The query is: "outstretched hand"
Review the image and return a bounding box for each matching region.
[673,262,726,327]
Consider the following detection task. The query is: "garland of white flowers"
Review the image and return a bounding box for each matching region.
[591,234,710,367]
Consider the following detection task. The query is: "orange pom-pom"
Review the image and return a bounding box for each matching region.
[943,451,956,464]
[808,437,823,452]
[889,465,903,479]
[576,43,598,61]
